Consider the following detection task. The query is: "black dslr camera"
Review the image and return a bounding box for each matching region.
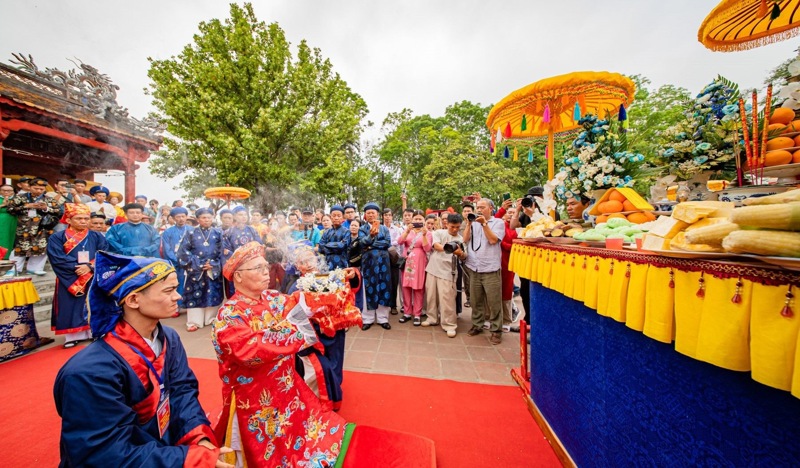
[443,241,464,254]
[520,194,535,208]
[467,213,477,222]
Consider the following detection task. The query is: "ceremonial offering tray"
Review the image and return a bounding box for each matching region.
[760,163,800,183]
[544,237,580,245]
[717,184,792,205]
[646,248,735,260]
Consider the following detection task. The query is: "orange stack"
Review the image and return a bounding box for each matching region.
[592,188,656,224]
[764,108,800,166]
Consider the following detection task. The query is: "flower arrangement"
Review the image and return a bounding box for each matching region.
[558,114,649,199]
[657,76,742,180]
[294,269,348,293]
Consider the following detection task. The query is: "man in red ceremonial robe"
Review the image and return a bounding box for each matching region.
[213,242,348,467]
[46,203,107,347]
[54,252,231,467]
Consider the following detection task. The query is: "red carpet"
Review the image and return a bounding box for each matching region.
[0,346,558,467]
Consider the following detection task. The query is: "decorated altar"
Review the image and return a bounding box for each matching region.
[0,277,50,361]
[511,240,800,466]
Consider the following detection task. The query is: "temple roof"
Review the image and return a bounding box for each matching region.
[0,53,162,147]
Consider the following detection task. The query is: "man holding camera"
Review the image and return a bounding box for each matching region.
[423,213,466,337]
[290,207,322,247]
[463,198,505,345]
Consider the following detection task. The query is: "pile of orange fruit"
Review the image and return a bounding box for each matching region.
[595,190,656,224]
[763,108,800,166]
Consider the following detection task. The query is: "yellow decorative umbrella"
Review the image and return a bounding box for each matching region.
[204,186,251,207]
[699,0,800,51]
[486,71,636,180]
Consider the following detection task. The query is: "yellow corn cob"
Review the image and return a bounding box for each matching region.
[742,189,800,206]
[684,222,739,246]
[729,204,800,231]
[722,230,800,257]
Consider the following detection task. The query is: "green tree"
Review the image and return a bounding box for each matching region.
[146,3,368,210]
[626,75,691,161]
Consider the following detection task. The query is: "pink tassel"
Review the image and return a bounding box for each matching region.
[543,104,551,124]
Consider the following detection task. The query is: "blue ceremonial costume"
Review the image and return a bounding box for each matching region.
[46,229,107,336]
[161,222,193,308]
[318,225,350,270]
[105,222,160,257]
[53,252,219,467]
[177,225,224,309]
[222,225,262,262]
[359,222,392,310]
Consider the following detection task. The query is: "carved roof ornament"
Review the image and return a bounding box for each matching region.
[6,53,164,138]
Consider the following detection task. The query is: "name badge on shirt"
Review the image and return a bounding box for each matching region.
[156,390,171,439]
[77,250,90,264]
[28,209,37,218]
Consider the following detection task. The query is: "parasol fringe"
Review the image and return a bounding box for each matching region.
[701,24,800,52]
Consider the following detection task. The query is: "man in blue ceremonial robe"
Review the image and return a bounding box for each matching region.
[358,202,393,330]
[53,251,231,467]
[318,204,350,270]
[161,206,193,311]
[105,203,160,257]
[342,203,357,229]
[221,206,262,296]
[46,204,108,347]
[178,208,224,332]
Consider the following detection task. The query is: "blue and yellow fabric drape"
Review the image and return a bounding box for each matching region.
[510,242,800,399]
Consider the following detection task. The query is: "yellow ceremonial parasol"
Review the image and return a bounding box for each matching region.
[486,71,636,180]
[699,0,800,51]
[203,185,251,207]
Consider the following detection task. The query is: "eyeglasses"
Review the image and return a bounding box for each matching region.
[237,264,270,274]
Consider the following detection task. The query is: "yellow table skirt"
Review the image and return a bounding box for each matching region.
[513,241,800,398]
[0,278,40,310]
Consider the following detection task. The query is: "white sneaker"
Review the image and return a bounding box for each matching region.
[482,321,490,330]
[502,324,511,333]
[446,330,457,338]
[511,304,521,323]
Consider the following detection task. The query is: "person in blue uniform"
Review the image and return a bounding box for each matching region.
[161,206,193,311]
[221,206,262,296]
[178,208,224,332]
[53,251,231,467]
[289,207,322,246]
[358,202,393,330]
[105,203,160,257]
[318,204,350,270]
[342,203,357,229]
[46,204,108,347]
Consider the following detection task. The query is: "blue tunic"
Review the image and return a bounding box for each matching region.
[53,323,213,467]
[177,227,224,309]
[318,225,350,270]
[221,225,262,262]
[358,224,392,310]
[161,225,194,308]
[46,230,108,334]
[105,222,160,257]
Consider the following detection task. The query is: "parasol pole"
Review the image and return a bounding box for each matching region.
[547,127,555,181]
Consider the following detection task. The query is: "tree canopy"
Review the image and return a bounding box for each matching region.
[147,2,367,210]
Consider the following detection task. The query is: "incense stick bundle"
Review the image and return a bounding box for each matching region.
[739,98,753,184]
[761,84,773,184]
[752,91,759,184]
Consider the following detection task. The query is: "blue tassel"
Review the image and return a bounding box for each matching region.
[618,104,627,122]
[503,146,510,159]
[573,102,581,121]
[528,147,533,162]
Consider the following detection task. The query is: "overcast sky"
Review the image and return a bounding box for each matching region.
[2,0,798,204]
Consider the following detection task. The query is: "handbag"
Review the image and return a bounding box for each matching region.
[40,213,59,230]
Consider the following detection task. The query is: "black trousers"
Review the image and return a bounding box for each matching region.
[520,277,531,324]
[389,264,400,309]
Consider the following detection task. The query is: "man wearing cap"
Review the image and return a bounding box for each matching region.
[106,203,161,257]
[108,191,127,223]
[87,185,117,220]
[161,206,193,314]
[46,204,108,347]
[54,251,230,467]
[178,207,224,332]
[15,176,31,195]
[72,179,92,204]
[5,177,61,275]
[221,206,262,296]
[217,208,233,232]
[213,242,346,466]
[89,212,108,234]
[358,202,393,330]
[342,203,357,229]
[290,207,322,247]
[318,205,350,271]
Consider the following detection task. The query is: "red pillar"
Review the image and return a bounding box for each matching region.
[124,148,136,203]
[0,125,8,182]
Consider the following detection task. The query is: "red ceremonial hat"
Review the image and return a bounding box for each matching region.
[60,203,91,224]
[223,241,266,281]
